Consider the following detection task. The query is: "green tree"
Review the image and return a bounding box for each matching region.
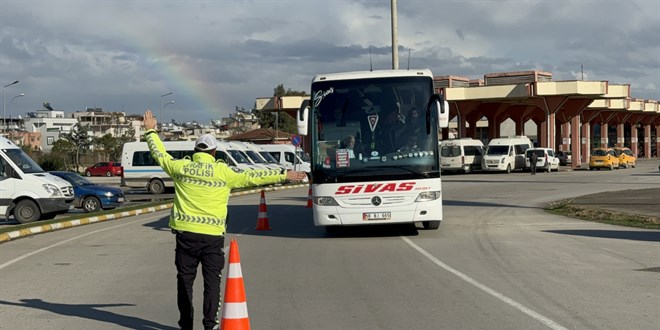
[93,134,115,160]
[253,84,307,134]
[110,126,136,161]
[51,139,76,171]
[273,84,308,97]
[59,123,92,172]
[39,153,65,171]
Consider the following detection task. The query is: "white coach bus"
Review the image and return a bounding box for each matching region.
[296,69,449,231]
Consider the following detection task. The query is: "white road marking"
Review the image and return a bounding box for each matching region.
[0,214,163,270]
[401,236,568,330]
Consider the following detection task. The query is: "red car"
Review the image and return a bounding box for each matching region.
[85,162,123,177]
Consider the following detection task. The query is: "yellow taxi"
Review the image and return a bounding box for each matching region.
[589,148,620,170]
[613,147,636,168]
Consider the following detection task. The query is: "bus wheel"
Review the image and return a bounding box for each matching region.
[148,179,165,194]
[14,199,41,224]
[506,164,512,174]
[422,221,440,230]
[464,166,472,174]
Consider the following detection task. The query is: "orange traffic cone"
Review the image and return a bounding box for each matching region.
[255,190,271,230]
[306,186,313,208]
[221,239,250,330]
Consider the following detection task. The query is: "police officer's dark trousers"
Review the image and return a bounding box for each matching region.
[174,231,225,330]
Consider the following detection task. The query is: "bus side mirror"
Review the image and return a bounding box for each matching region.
[437,99,449,128]
[297,100,310,136]
[428,94,449,130]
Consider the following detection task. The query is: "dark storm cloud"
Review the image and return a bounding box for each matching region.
[1,0,657,123]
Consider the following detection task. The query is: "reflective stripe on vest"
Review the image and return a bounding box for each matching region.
[173,211,226,226]
[247,169,281,178]
[173,174,227,187]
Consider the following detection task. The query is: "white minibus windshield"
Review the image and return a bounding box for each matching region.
[2,148,45,173]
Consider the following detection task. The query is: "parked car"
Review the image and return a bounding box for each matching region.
[613,147,636,168]
[85,162,122,177]
[49,171,125,213]
[556,150,572,166]
[589,148,620,170]
[525,148,560,172]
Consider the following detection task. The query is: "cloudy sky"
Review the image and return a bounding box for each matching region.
[1,0,658,124]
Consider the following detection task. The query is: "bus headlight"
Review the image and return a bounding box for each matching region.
[415,191,441,202]
[500,157,506,164]
[43,184,62,197]
[314,196,339,206]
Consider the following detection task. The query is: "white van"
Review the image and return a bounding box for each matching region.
[481,136,533,173]
[221,141,273,170]
[260,144,311,173]
[228,141,285,171]
[525,148,560,172]
[1,136,75,223]
[440,138,485,173]
[121,140,258,194]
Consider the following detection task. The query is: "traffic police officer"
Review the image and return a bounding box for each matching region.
[143,110,306,330]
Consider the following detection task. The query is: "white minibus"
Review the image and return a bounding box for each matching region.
[1,136,75,223]
[220,141,273,170]
[121,140,257,194]
[481,136,532,173]
[260,144,311,173]
[228,141,285,171]
[440,138,485,173]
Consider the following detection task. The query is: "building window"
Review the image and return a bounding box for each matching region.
[47,136,54,145]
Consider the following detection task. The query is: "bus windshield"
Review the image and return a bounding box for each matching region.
[310,76,439,183]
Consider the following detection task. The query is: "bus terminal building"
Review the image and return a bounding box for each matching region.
[435,70,659,168]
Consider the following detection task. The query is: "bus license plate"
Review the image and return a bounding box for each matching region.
[363,212,391,221]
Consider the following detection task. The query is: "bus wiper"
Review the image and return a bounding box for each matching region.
[365,165,429,177]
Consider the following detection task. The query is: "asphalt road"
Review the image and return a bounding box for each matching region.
[0,161,658,329]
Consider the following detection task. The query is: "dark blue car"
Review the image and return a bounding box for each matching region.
[50,171,125,213]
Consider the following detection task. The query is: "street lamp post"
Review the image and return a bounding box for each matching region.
[8,93,25,131]
[162,100,175,123]
[3,80,20,135]
[159,92,173,128]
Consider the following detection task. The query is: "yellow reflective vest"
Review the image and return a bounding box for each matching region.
[145,130,286,236]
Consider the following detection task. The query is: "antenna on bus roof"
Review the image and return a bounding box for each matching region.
[369,48,373,71]
[407,49,411,70]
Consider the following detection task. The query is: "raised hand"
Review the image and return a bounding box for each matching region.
[143,109,157,130]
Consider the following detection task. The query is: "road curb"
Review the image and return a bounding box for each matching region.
[0,183,308,244]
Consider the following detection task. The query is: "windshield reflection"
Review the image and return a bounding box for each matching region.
[310,76,439,183]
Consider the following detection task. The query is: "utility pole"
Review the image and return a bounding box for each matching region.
[391,0,399,70]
